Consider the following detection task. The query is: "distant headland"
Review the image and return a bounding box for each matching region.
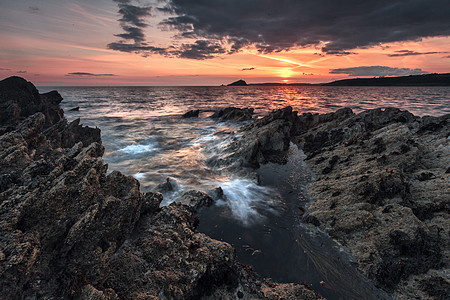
[226,73,450,87]
[227,79,248,86]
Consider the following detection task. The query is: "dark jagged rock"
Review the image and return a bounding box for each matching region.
[210,107,254,122]
[217,106,298,168]
[208,186,224,200]
[290,107,449,298]
[227,79,248,86]
[182,109,199,118]
[210,104,449,298]
[0,76,63,131]
[180,190,214,209]
[419,276,450,299]
[153,177,176,193]
[44,118,101,149]
[0,77,323,299]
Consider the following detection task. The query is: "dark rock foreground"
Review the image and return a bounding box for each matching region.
[0,77,323,299]
[226,106,449,299]
[2,75,448,299]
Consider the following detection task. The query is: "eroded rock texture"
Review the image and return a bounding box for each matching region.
[231,105,449,299]
[0,77,322,299]
[295,108,449,299]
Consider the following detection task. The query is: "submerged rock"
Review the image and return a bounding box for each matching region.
[0,76,323,299]
[154,177,176,193]
[182,109,199,118]
[208,186,224,200]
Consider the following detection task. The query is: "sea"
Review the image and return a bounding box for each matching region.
[38,85,450,299]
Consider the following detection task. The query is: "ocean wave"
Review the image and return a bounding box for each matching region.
[217,178,280,226]
[120,143,158,154]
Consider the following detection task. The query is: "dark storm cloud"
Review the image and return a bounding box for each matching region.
[66,72,118,77]
[109,0,173,57]
[114,26,146,43]
[174,40,226,59]
[157,0,450,54]
[325,50,357,56]
[388,50,449,57]
[111,0,152,45]
[107,42,167,55]
[109,0,450,59]
[330,66,428,77]
[116,2,152,27]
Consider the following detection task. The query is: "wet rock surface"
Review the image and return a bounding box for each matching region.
[210,107,254,122]
[219,106,298,168]
[230,105,449,298]
[182,109,199,118]
[0,77,323,299]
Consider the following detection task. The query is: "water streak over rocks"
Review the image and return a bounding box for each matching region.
[0,76,322,299]
[231,105,449,299]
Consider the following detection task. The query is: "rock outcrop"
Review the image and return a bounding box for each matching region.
[0,76,322,299]
[210,107,254,122]
[0,76,63,133]
[229,105,449,299]
[216,106,297,168]
[295,108,449,299]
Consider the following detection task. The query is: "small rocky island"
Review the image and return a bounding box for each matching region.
[1,76,448,299]
[227,79,248,86]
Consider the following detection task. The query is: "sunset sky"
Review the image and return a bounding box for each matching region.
[0,0,449,86]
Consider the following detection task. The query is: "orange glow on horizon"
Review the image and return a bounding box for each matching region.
[0,34,448,85]
[0,1,448,86]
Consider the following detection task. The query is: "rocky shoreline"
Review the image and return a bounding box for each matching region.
[217,105,449,299]
[295,108,449,299]
[1,76,448,299]
[0,77,324,299]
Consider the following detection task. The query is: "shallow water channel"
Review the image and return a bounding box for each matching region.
[43,85,423,299]
[197,145,390,300]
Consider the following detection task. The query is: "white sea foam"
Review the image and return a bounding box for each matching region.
[132,172,146,180]
[218,178,280,226]
[120,143,157,154]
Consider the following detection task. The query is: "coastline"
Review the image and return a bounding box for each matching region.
[1,76,448,299]
[0,77,322,299]
[293,108,449,298]
[221,105,449,299]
